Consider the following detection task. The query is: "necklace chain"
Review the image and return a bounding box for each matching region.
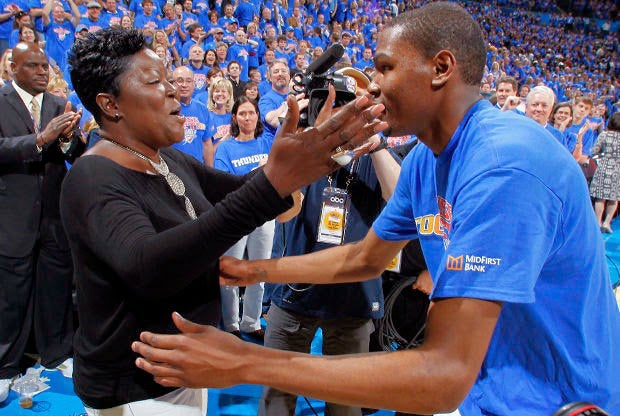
[104,138,197,220]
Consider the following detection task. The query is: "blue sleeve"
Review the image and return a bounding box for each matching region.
[432,168,561,303]
[204,111,216,140]
[258,95,276,123]
[213,143,232,172]
[581,130,595,156]
[372,152,418,241]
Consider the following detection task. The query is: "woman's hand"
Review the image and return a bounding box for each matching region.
[263,85,388,197]
[558,115,572,132]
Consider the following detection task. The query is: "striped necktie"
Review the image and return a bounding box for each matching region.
[30,97,41,133]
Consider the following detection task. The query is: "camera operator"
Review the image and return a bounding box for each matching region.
[259,77,397,416]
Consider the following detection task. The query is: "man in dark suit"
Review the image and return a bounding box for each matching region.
[0,41,84,401]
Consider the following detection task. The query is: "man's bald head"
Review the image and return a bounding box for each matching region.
[11,42,50,95]
[172,66,195,103]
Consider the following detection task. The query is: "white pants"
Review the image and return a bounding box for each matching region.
[84,387,208,416]
[220,220,275,332]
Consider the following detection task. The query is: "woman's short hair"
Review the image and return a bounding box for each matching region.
[68,27,147,124]
[47,74,68,92]
[207,77,234,112]
[607,112,620,132]
[552,101,573,118]
[19,23,39,42]
[230,95,263,138]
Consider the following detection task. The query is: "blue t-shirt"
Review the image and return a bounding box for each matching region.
[373,100,620,415]
[171,99,210,163]
[133,13,158,31]
[187,62,209,94]
[0,0,29,40]
[213,133,273,175]
[80,16,106,32]
[258,89,287,136]
[545,123,567,148]
[227,42,250,82]
[44,20,75,71]
[206,111,232,144]
[233,0,254,27]
[271,155,385,320]
[566,119,596,156]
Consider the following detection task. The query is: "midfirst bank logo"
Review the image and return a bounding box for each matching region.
[446,254,502,273]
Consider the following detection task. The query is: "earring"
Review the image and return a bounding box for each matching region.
[113,114,120,121]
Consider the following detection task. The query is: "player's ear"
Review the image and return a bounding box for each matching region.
[431,50,455,89]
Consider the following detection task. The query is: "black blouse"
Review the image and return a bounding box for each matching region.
[60,147,290,408]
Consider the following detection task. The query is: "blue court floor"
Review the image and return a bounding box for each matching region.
[1,218,618,416]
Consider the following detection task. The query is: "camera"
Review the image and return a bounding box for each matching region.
[290,44,358,127]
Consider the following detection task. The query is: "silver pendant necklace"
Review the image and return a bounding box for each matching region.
[105,138,197,220]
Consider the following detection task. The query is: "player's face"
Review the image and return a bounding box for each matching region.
[369,28,436,137]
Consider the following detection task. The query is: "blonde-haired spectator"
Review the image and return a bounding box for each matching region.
[205,77,233,166]
[47,75,69,100]
[0,49,12,86]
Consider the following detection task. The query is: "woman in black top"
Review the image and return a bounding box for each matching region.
[61,27,385,414]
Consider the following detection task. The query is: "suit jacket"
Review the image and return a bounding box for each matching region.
[0,83,85,257]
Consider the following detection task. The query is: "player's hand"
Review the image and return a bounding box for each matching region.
[219,256,263,286]
[412,269,433,295]
[133,312,252,388]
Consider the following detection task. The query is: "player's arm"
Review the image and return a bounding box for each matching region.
[220,228,407,285]
[133,295,502,414]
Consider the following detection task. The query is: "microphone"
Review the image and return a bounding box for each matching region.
[304,43,345,76]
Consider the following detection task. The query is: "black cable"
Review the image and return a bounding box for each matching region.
[377,275,426,351]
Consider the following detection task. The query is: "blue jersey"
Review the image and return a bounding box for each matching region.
[171,100,210,163]
[213,133,273,175]
[373,100,620,415]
